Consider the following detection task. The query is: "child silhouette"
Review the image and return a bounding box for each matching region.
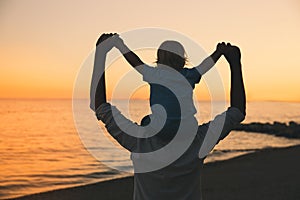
[108,35,227,141]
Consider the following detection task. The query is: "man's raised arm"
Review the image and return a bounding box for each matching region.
[197,44,246,158]
[90,33,114,111]
[90,33,140,152]
[91,35,165,153]
[224,44,246,115]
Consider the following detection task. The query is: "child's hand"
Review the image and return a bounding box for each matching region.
[96,33,116,51]
[114,34,125,49]
[216,42,227,54]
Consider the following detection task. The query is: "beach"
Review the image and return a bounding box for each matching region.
[13,145,300,200]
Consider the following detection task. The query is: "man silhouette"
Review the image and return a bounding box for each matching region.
[91,33,246,200]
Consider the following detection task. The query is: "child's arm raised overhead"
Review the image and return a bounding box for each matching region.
[114,35,145,71]
[195,42,226,76]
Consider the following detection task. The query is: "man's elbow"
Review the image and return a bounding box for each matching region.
[239,108,246,123]
[241,103,246,120]
[234,104,246,120]
[231,105,246,123]
[240,108,246,120]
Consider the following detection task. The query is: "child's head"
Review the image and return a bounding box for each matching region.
[156,40,187,71]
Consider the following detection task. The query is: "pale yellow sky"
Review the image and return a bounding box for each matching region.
[0,0,300,101]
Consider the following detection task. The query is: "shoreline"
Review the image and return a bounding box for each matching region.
[12,145,300,200]
[234,122,300,139]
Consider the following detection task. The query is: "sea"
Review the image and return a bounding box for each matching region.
[1,99,300,199]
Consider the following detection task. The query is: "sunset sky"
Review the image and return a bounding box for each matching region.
[0,0,300,101]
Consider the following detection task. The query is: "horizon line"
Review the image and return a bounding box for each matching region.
[0,97,299,103]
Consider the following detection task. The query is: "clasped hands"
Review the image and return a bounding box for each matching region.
[216,42,241,64]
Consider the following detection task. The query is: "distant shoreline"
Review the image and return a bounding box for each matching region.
[234,121,300,139]
[12,145,300,200]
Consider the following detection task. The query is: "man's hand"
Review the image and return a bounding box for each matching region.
[96,33,116,46]
[223,43,241,65]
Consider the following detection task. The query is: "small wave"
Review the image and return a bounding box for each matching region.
[212,148,267,154]
[26,170,119,181]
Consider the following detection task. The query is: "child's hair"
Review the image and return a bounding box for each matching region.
[156,40,187,71]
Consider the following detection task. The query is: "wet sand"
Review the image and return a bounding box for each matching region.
[13,145,300,200]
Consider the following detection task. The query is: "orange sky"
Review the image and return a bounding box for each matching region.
[0,0,300,101]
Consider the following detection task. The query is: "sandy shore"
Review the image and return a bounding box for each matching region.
[13,145,300,200]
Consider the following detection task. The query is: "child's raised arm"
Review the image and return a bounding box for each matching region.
[195,42,226,76]
[114,35,145,71]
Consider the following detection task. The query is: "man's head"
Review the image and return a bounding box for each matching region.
[156,40,187,71]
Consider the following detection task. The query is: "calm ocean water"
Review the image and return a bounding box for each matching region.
[1,99,300,199]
